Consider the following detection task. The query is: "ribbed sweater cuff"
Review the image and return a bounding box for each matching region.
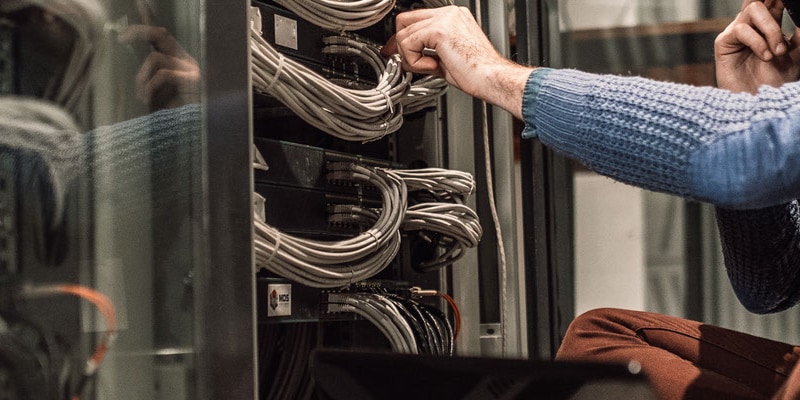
[521,67,553,139]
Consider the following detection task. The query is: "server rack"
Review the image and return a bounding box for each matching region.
[249,1,516,396]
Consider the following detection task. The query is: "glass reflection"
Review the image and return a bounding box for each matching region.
[0,0,202,399]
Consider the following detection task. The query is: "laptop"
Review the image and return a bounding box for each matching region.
[310,349,656,400]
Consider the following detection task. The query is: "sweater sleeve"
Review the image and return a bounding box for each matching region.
[89,104,202,209]
[521,68,800,210]
[715,202,800,314]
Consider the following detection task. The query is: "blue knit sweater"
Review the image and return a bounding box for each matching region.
[522,68,800,313]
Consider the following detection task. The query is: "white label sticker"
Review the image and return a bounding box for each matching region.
[274,15,298,50]
[267,283,292,317]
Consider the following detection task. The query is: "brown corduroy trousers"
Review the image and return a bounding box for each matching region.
[556,308,800,400]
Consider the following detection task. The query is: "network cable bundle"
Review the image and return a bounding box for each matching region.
[259,323,318,400]
[254,150,478,399]
[249,0,450,142]
[395,168,482,272]
[254,161,407,288]
[253,156,482,287]
[324,284,460,355]
[259,284,460,398]
[270,0,396,32]
[271,0,454,32]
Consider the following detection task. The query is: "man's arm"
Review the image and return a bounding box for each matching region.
[385,5,800,209]
[382,6,533,119]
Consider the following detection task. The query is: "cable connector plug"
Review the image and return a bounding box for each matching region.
[325,293,355,313]
[409,287,462,340]
[253,193,267,223]
[409,286,438,298]
[253,145,269,172]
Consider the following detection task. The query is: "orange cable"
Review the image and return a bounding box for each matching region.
[22,283,117,400]
[437,292,461,340]
[50,284,117,370]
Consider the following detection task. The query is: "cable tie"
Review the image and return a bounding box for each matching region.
[366,115,392,144]
[265,229,282,267]
[364,229,380,250]
[380,119,392,141]
[265,54,286,94]
[378,87,394,115]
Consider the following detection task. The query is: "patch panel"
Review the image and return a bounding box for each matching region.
[254,137,396,193]
[252,1,389,85]
[255,183,382,237]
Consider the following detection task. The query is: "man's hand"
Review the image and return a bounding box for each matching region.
[382,6,533,119]
[117,1,200,111]
[118,25,200,111]
[715,0,800,93]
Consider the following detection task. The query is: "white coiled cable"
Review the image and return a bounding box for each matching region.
[326,167,481,271]
[392,167,476,203]
[254,162,407,288]
[254,161,482,284]
[273,0,396,31]
[402,202,483,270]
[328,293,418,353]
[250,7,411,142]
[403,75,448,115]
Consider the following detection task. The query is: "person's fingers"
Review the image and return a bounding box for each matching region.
[135,51,197,95]
[393,5,473,55]
[765,0,785,20]
[741,1,788,54]
[136,0,156,26]
[734,22,778,60]
[387,5,500,94]
[399,54,440,76]
[741,0,763,11]
[741,0,780,12]
[717,2,787,60]
[116,24,146,43]
[395,17,444,75]
[118,25,187,58]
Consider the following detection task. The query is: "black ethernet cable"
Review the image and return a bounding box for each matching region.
[385,295,430,354]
